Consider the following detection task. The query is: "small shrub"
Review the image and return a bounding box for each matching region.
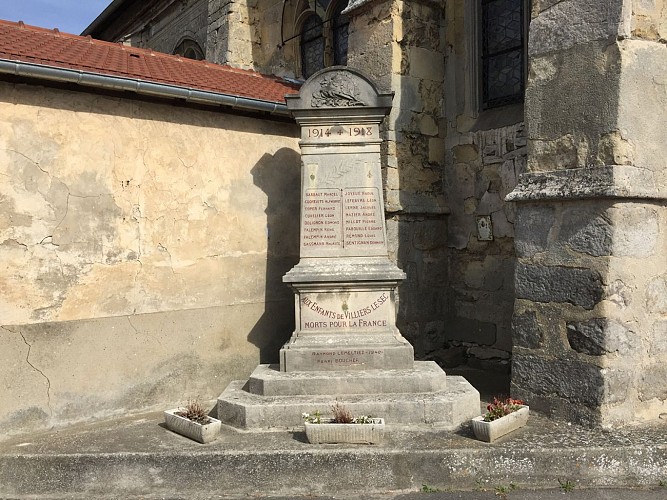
[483,397,526,422]
[302,406,375,424]
[494,483,517,498]
[176,399,211,425]
[331,402,354,424]
[558,479,575,492]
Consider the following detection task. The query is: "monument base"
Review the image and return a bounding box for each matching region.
[217,362,480,429]
[280,334,415,371]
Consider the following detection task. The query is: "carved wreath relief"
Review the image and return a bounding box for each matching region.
[311,74,366,107]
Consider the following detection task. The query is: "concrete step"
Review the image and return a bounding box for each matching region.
[247,362,449,396]
[1,410,666,499]
[218,373,480,429]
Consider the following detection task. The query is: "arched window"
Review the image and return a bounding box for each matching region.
[173,39,205,61]
[289,0,349,79]
[301,14,325,79]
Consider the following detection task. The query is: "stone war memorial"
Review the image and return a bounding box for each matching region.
[218,67,480,428]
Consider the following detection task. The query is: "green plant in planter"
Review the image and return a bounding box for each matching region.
[483,397,526,422]
[302,403,375,424]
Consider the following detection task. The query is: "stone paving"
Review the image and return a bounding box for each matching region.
[1,405,665,498]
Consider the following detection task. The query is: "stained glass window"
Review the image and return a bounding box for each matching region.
[481,0,525,109]
[301,14,325,79]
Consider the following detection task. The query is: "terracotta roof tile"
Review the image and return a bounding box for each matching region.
[0,20,300,104]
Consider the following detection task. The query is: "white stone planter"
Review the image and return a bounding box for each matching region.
[304,418,385,444]
[471,406,529,443]
[164,409,221,444]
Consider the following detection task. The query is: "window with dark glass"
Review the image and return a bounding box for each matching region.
[481,0,525,109]
[297,0,349,78]
[173,39,204,61]
[332,0,349,66]
[301,14,325,79]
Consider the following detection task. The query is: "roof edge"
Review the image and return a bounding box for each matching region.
[0,59,291,117]
[81,0,131,36]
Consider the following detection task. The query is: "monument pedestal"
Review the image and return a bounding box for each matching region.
[217,68,479,429]
[218,363,479,429]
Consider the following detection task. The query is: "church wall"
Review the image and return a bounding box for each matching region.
[207,0,260,69]
[126,0,209,56]
[0,81,301,438]
[433,0,525,372]
[508,0,667,425]
[345,0,453,358]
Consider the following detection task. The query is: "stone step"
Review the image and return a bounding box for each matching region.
[280,336,415,371]
[247,362,448,396]
[217,375,480,429]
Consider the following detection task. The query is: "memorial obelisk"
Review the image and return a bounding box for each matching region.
[280,67,413,372]
[218,68,479,429]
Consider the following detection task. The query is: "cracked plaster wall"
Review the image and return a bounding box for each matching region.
[0,81,301,437]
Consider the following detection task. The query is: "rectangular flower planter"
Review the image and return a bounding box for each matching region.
[471,405,529,443]
[164,409,222,444]
[305,418,385,444]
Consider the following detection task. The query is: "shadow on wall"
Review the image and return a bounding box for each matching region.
[247,148,301,363]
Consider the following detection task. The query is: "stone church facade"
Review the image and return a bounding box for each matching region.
[82,0,667,427]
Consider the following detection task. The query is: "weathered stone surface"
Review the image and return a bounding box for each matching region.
[512,311,543,349]
[566,318,633,356]
[447,317,496,346]
[512,354,604,406]
[514,205,554,257]
[649,321,667,355]
[515,264,604,310]
[639,364,667,401]
[611,206,658,257]
[412,220,447,250]
[427,346,467,368]
[0,81,301,435]
[529,0,625,56]
[467,346,510,360]
[218,375,480,429]
[603,368,632,405]
[645,274,667,314]
[559,207,613,257]
[247,362,448,396]
[507,166,665,202]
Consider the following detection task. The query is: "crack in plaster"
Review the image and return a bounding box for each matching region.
[157,243,177,275]
[5,149,48,174]
[3,326,53,416]
[53,193,70,235]
[2,238,29,250]
[38,235,59,246]
[126,315,139,335]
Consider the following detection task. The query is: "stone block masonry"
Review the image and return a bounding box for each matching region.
[505,0,667,427]
[508,178,667,426]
